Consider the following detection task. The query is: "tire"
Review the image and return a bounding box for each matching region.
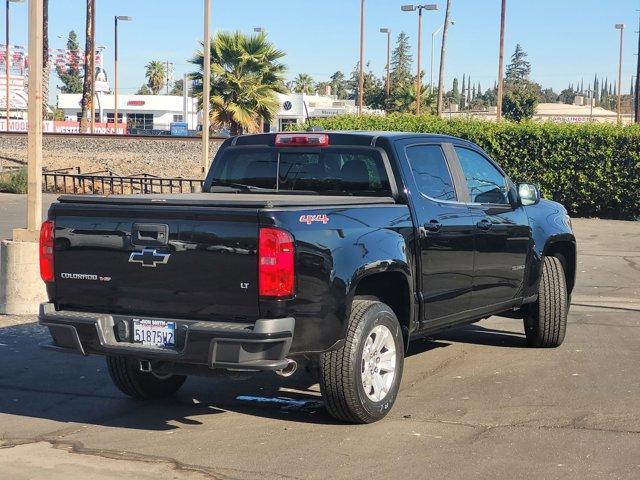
[106,356,187,400]
[524,256,569,348]
[319,299,404,424]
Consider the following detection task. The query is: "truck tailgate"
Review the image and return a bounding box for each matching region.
[51,201,260,321]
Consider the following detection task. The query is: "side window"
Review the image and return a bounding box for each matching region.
[455,147,508,204]
[406,145,457,201]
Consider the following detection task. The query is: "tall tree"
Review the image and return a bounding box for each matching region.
[292,73,315,94]
[145,61,166,95]
[349,62,385,110]
[79,0,95,132]
[450,77,460,105]
[57,32,83,93]
[460,74,466,109]
[330,71,349,99]
[191,31,287,135]
[136,84,152,95]
[505,44,531,82]
[390,32,413,90]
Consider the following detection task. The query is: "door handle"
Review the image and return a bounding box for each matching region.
[132,223,169,246]
[476,219,492,230]
[424,220,442,232]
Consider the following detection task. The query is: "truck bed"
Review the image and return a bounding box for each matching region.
[57,193,397,208]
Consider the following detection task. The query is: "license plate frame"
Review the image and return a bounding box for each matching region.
[132,318,176,349]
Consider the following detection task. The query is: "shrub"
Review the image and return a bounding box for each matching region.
[311,114,640,220]
[0,168,28,194]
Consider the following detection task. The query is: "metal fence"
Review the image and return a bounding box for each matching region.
[42,171,203,195]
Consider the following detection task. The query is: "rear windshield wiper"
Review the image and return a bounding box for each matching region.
[209,180,275,192]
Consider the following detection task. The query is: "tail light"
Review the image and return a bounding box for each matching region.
[39,220,55,283]
[258,227,295,298]
[274,133,329,147]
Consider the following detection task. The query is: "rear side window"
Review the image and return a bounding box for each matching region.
[406,145,457,201]
[211,148,392,196]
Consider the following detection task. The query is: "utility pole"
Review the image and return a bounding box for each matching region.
[496,0,506,121]
[164,60,173,95]
[635,10,640,123]
[437,0,453,115]
[615,23,625,124]
[380,28,391,100]
[90,0,95,133]
[13,0,43,242]
[202,0,211,179]
[358,0,365,114]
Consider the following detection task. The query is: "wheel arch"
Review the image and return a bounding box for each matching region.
[350,268,415,348]
[543,237,577,295]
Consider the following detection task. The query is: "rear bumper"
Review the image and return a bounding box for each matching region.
[38,302,295,371]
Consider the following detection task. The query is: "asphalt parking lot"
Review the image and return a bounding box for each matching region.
[0,194,639,479]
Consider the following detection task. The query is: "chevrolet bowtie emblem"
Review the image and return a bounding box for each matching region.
[128,248,170,268]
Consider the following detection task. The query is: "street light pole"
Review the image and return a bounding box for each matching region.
[496,0,506,121]
[402,4,438,115]
[615,23,625,124]
[358,0,365,114]
[202,0,211,178]
[114,15,131,134]
[380,28,391,100]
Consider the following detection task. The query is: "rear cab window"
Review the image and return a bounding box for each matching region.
[209,147,392,196]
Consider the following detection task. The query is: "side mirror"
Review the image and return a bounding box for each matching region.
[517,183,541,206]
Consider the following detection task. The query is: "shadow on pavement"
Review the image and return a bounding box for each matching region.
[0,318,524,430]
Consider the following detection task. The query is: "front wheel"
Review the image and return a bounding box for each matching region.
[524,256,569,348]
[107,356,186,400]
[319,299,404,424]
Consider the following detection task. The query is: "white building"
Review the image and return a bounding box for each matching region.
[57,93,199,132]
[268,92,383,132]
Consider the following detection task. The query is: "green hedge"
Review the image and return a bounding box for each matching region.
[310,114,640,220]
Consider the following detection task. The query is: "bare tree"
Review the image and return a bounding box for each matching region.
[79,0,94,132]
[436,0,452,115]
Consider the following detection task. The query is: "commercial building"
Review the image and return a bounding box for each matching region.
[268,92,383,132]
[441,96,633,124]
[57,93,199,132]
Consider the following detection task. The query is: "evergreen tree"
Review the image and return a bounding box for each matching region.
[56,30,83,94]
[329,71,349,99]
[505,44,531,81]
[451,77,460,105]
[349,62,385,110]
[390,32,413,89]
[594,75,600,102]
[460,74,466,109]
[477,81,482,97]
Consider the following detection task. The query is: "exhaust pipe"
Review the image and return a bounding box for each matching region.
[276,359,298,377]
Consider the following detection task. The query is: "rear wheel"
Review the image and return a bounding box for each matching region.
[319,299,404,424]
[524,256,568,348]
[106,356,186,400]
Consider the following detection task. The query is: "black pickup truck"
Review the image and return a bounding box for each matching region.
[38,132,576,423]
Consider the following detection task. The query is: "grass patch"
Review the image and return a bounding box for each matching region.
[0,168,28,194]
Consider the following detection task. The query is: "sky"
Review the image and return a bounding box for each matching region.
[6,0,640,97]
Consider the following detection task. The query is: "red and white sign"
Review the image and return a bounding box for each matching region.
[0,119,127,135]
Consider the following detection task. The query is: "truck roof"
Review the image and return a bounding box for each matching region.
[230,131,470,147]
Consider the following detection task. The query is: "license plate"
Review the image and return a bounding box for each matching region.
[132,319,176,348]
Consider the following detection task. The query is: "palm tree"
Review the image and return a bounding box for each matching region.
[79,0,94,132]
[190,31,287,136]
[292,73,315,94]
[145,61,166,95]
